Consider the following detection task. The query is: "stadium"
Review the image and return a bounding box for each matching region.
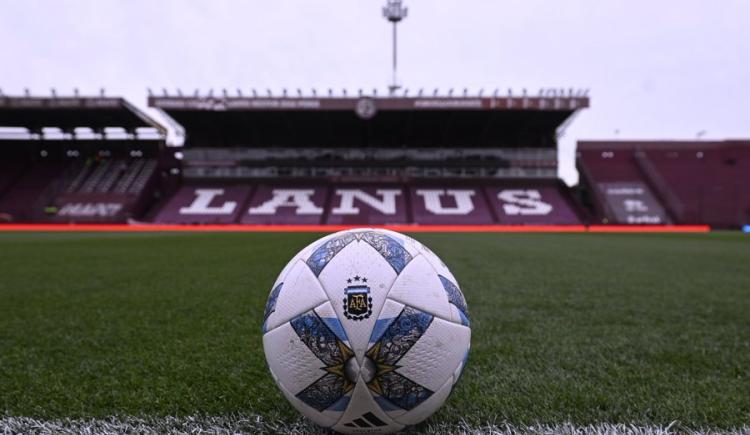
[1,1,749,434]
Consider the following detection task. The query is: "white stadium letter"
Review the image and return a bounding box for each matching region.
[331,189,401,215]
[249,189,323,215]
[498,189,553,216]
[179,189,237,215]
[416,189,475,215]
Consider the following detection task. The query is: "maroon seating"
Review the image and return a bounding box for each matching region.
[0,163,62,222]
[152,185,250,224]
[149,181,584,225]
[578,141,750,227]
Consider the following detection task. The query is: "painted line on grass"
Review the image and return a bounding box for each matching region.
[1,415,744,435]
[0,224,711,233]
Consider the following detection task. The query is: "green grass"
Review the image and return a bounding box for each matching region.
[0,232,748,429]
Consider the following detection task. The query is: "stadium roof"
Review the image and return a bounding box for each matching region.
[0,95,166,136]
[578,140,750,150]
[149,92,589,149]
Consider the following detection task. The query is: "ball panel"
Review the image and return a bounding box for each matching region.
[262,321,324,396]
[418,242,459,287]
[367,298,405,346]
[333,376,404,434]
[273,373,339,428]
[394,316,471,392]
[449,302,470,327]
[263,259,330,333]
[439,274,469,323]
[316,240,398,358]
[365,306,435,412]
[269,231,340,290]
[452,344,470,385]
[386,254,453,322]
[375,228,422,258]
[393,376,454,426]
[314,301,350,345]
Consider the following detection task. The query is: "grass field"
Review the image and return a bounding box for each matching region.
[1,231,749,433]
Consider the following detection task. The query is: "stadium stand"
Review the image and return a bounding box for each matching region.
[0,95,166,222]
[577,141,750,228]
[4,91,745,228]
[147,92,590,225]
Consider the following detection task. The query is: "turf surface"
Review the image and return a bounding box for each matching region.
[0,232,748,429]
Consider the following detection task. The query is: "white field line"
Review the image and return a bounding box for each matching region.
[1,415,748,435]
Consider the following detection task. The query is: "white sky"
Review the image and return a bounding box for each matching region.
[2,0,749,185]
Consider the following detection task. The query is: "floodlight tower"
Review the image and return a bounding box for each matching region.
[383,0,408,96]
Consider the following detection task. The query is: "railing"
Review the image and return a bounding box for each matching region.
[634,151,685,223]
[182,147,558,163]
[181,165,558,179]
[128,160,157,194]
[113,160,145,194]
[97,159,126,193]
[576,157,616,223]
[80,160,112,193]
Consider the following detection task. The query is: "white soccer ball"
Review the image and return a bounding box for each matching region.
[262,228,471,433]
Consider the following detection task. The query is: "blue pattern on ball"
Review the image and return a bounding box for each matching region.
[439,275,470,325]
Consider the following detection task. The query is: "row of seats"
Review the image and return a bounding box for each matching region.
[64,158,157,195]
[578,144,750,227]
[151,181,583,225]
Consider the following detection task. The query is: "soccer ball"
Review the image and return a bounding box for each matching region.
[262,228,471,433]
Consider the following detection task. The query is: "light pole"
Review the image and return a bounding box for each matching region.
[383,0,408,96]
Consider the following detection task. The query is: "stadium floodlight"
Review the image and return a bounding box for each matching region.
[383,0,408,96]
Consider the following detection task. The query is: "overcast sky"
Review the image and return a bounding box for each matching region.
[2,0,749,184]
